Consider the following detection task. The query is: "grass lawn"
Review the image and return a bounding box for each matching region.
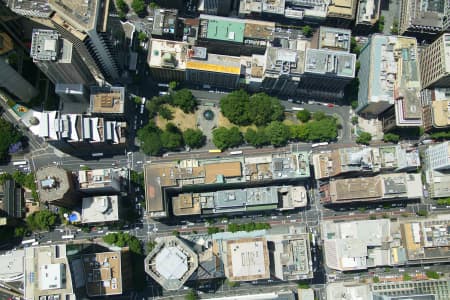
[155,105,197,131]
[217,112,257,132]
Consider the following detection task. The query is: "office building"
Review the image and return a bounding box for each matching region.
[326,282,372,300]
[30,29,96,86]
[0,248,24,283]
[78,168,121,194]
[207,291,297,300]
[420,34,450,89]
[144,236,199,291]
[421,88,450,131]
[0,56,39,102]
[81,195,119,224]
[326,0,357,27]
[424,142,450,198]
[24,244,76,300]
[144,152,310,218]
[199,0,233,16]
[148,39,187,82]
[312,145,420,180]
[8,0,53,18]
[151,9,180,39]
[355,0,381,28]
[399,0,450,37]
[372,280,450,300]
[318,27,351,52]
[81,252,123,297]
[35,166,78,207]
[0,179,23,219]
[400,217,450,263]
[322,219,393,271]
[49,0,121,81]
[299,48,356,99]
[319,173,422,205]
[89,86,125,116]
[357,34,422,131]
[172,185,307,216]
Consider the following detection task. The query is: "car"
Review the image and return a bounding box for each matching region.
[181,225,188,229]
[327,103,334,107]
[271,216,277,219]
[287,98,293,102]
[140,104,145,114]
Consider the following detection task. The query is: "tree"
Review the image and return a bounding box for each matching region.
[373,276,380,283]
[172,230,180,237]
[169,81,178,90]
[350,37,361,56]
[378,15,385,32]
[356,131,372,145]
[116,0,128,12]
[160,123,183,150]
[417,209,428,217]
[158,106,173,120]
[437,198,450,206]
[391,20,399,34]
[185,290,198,300]
[298,283,310,289]
[403,273,412,281]
[137,31,147,42]
[426,271,440,279]
[212,127,243,150]
[183,129,206,149]
[26,210,58,231]
[248,93,284,126]
[383,133,400,143]
[220,90,251,126]
[137,122,163,155]
[149,2,159,9]
[351,100,358,109]
[301,25,313,37]
[290,124,310,141]
[0,119,22,161]
[312,111,326,121]
[244,128,269,147]
[297,110,311,123]
[131,0,146,15]
[305,117,338,142]
[172,89,197,113]
[265,121,290,147]
[351,116,358,125]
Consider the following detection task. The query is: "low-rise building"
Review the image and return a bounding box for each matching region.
[89,86,125,116]
[35,166,77,207]
[144,152,310,218]
[7,0,53,18]
[318,27,351,52]
[172,185,307,216]
[372,279,450,300]
[326,282,372,300]
[0,179,23,219]
[151,9,180,39]
[144,236,199,291]
[81,195,119,224]
[355,0,381,28]
[319,173,422,205]
[424,142,450,198]
[77,168,121,194]
[81,252,123,297]
[0,249,24,283]
[421,88,450,131]
[357,35,422,131]
[24,244,75,300]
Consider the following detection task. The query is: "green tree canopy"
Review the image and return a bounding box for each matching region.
[137,122,163,155]
[26,210,58,231]
[220,90,251,126]
[158,106,173,120]
[301,25,313,37]
[185,289,198,300]
[137,31,147,42]
[383,133,400,143]
[312,111,326,121]
[265,121,290,147]
[248,93,284,126]
[305,117,338,141]
[356,131,372,145]
[212,127,243,150]
[116,0,128,12]
[296,110,311,123]
[172,89,197,113]
[160,123,183,150]
[131,0,146,15]
[0,118,22,161]
[183,129,206,149]
[169,81,178,90]
[244,128,269,147]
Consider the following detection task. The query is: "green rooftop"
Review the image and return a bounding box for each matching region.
[206,19,245,43]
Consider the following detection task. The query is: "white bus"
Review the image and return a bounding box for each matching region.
[292,107,304,111]
[13,161,28,166]
[158,83,169,88]
[92,153,103,157]
[21,238,36,245]
[230,151,243,155]
[311,142,329,148]
[61,235,74,240]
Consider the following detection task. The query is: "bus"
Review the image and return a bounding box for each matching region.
[230,151,243,155]
[61,235,74,240]
[158,83,169,88]
[92,153,103,157]
[13,161,28,166]
[311,142,329,148]
[292,107,304,111]
[209,149,222,153]
[21,239,36,245]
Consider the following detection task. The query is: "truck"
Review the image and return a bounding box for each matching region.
[292,107,304,111]
[13,161,28,166]
[92,153,103,157]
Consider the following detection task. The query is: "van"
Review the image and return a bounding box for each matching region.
[140,104,145,114]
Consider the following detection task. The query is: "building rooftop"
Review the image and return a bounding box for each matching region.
[152,9,178,36]
[0,33,14,56]
[265,45,306,77]
[89,86,125,114]
[199,15,245,43]
[304,49,356,78]
[244,19,275,41]
[81,252,122,296]
[187,53,241,75]
[30,29,61,62]
[327,282,372,300]
[36,166,73,204]
[284,0,328,20]
[356,0,381,25]
[49,0,99,32]
[24,244,75,300]
[372,279,450,300]
[145,236,199,290]
[9,0,53,18]
[0,249,24,282]
[401,0,448,32]
[78,168,120,191]
[225,237,270,281]
[327,0,357,19]
[318,26,351,52]
[81,195,119,224]
[262,0,285,15]
[148,39,188,70]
